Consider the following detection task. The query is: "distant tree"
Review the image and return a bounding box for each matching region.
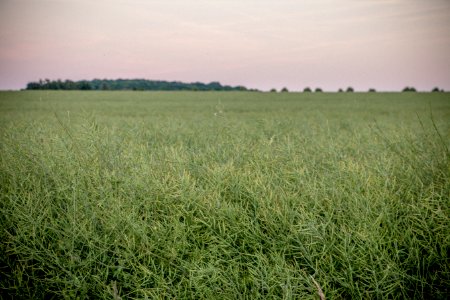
[79,81,92,90]
[64,80,76,90]
[26,82,41,90]
[403,86,416,92]
[303,87,312,92]
[338,88,343,92]
[207,81,222,91]
[315,88,323,92]
[432,87,440,92]
[49,79,63,90]
[346,87,354,92]
[369,88,376,92]
[270,88,277,92]
[281,87,289,92]
[101,82,110,90]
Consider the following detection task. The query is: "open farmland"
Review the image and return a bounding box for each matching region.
[0,91,449,298]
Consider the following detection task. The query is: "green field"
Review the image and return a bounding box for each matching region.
[1,91,449,299]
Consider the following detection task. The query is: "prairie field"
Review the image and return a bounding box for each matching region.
[0,91,449,299]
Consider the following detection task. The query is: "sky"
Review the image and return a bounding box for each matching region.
[0,0,449,91]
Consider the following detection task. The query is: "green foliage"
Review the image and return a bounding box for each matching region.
[432,87,442,92]
[1,91,449,298]
[403,86,417,92]
[26,79,253,92]
[281,87,289,92]
[303,87,312,92]
[315,88,323,92]
[346,87,354,92]
[369,88,376,92]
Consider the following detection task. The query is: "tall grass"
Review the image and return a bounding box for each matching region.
[1,91,449,298]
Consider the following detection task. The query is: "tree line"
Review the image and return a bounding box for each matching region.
[26,79,445,92]
[26,79,253,91]
[272,86,445,93]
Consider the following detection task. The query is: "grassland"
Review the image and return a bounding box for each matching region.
[0,91,449,299]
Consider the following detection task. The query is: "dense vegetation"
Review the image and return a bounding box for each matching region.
[0,91,449,298]
[24,79,446,93]
[26,79,252,91]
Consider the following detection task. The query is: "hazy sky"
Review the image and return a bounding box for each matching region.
[1,0,449,91]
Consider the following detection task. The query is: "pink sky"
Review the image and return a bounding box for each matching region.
[1,0,449,91]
